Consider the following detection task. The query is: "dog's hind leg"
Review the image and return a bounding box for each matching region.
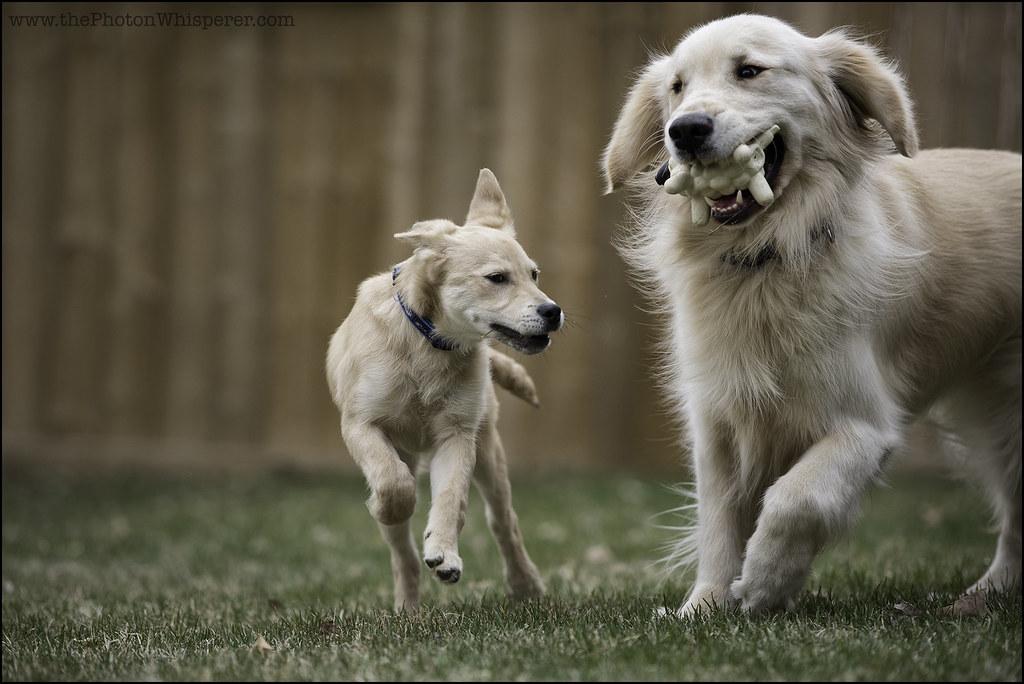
[379,518,422,611]
[970,468,1023,594]
[473,418,545,599]
[944,340,1023,596]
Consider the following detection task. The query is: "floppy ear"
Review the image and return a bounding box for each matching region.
[394,220,455,318]
[817,31,918,157]
[394,219,459,249]
[602,55,670,194]
[465,168,514,234]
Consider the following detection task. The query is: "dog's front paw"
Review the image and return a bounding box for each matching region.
[731,527,815,613]
[423,537,463,584]
[676,584,736,618]
[367,471,417,525]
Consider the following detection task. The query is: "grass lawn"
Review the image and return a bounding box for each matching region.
[2,462,1020,681]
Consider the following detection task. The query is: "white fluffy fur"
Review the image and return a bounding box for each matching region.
[326,169,561,611]
[603,15,1022,615]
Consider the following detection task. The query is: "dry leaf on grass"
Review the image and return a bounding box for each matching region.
[253,635,274,653]
[893,601,923,617]
[942,592,990,617]
[920,506,944,528]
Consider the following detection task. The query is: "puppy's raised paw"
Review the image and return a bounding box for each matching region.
[423,543,463,584]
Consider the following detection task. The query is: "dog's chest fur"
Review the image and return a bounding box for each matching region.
[376,343,490,455]
[667,250,869,466]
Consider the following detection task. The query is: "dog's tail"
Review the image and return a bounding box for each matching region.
[488,347,540,408]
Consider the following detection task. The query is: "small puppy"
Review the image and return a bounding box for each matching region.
[327,169,562,611]
[603,14,1021,615]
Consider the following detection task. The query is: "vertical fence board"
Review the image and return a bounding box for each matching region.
[107,28,171,437]
[214,28,270,442]
[45,28,117,435]
[267,8,345,454]
[381,3,429,263]
[1,27,66,442]
[163,31,220,440]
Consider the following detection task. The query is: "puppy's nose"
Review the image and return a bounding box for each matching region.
[668,113,714,154]
[537,303,562,330]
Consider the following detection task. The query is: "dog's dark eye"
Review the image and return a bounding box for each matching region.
[671,78,683,95]
[737,64,766,80]
[530,269,539,283]
[485,272,508,284]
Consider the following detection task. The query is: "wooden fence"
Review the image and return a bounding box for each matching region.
[3,2,1021,472]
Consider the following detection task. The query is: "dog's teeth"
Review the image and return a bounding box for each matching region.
[736,190,743,204]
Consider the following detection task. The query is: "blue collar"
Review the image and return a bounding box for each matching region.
[392,266,458,351]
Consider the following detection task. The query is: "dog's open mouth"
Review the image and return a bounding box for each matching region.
[490,323,550,355]
[709,134,786,225]
[659,126,787,227]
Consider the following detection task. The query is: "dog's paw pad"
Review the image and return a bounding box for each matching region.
[436,567,461,584]
[423,546,463,584]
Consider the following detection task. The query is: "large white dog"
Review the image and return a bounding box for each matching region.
[603,14,1021,615]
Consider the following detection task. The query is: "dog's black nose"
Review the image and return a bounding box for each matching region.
[537,303,562,328]
[668,113,714,154]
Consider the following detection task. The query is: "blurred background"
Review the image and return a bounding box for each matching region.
[3,2,1021,475]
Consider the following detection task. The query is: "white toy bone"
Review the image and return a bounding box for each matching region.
[663,125,780,226]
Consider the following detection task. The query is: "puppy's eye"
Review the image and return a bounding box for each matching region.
[485,272,508,284]
[736,64,766,80]
[671,78,683,94]
[530,269,539,283]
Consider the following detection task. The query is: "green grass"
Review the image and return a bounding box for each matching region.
[2,464,1020,681]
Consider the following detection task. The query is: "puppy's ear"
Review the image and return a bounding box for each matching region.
[394,221,452,317]
[465,168,515,235]
[394,219,459,249]
[602,55,670,194]
[817,31,918,157]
